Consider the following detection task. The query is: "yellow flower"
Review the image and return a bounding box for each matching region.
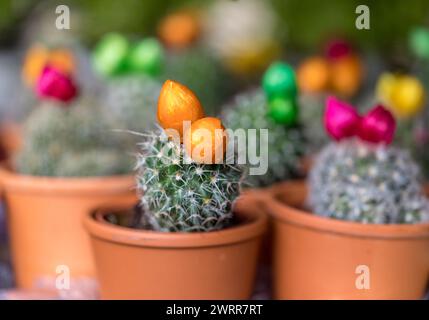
[376,73,425,119]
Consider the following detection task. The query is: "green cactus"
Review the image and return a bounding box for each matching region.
[160,47,232,116]
[16,98,133,177]
[299,93,329,153]
[222,89,306,187]
[102,75,161,133]
[309,139,429,224]
[135,130,246,232]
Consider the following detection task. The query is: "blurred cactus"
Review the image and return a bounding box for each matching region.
[299,93,329,153]
[222,89,306,187]
[309,139,429,224]
[16,98,133,177]
[102,75,161,132]
[135,130,245,232]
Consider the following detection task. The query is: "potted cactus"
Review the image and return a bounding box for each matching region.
[222,61,307,187]
[84,80,267,299]
[0,65,136,289]
[265,96,429,299]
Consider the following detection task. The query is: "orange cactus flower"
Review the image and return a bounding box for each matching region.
[157,80,204,136]
[184,117,227,164]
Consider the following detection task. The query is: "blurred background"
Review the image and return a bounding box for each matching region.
[1,0,428,54]
[1,0,429,117]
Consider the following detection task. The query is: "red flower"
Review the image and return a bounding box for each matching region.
[325,39,352,61]
[36,65,78,103]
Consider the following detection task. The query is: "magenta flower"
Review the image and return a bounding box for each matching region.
[36,66,78,103]
[324,96,396,145]
[358,105,396,145]
[324,96,361,141]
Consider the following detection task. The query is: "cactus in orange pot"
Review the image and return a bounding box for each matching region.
[309,96,429,224]
[136,80,245,232]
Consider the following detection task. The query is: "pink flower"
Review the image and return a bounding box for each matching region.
[36,66,78,103]
[358,105,396,145]
[324,96,396,145]
[324,96,361,141]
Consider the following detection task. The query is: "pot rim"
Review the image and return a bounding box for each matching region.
[0,163,135,195]
[266,180,429,239]
[84,197,268,248]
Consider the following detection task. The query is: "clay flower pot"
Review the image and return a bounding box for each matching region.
[265,180,429,300]
[0,165,136,288]
[84,194,267,299]
[0,123,22,162]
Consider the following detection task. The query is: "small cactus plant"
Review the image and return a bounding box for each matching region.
[309,97,429,224]
[16,66,133,177]
[133,80,246,232]
[135,130,245,232]
[17,98,133,177]
[221,62,307,187]
[309,139,429,223]
[102,75,161,132]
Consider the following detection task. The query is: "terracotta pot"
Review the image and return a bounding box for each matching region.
[0,165,136,288]
[0,123,22,162]
[266,180,429,300]
[84,194,268,299]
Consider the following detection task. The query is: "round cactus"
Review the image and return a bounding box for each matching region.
[309,139,429,224]
[16,98,133,177]
[222,89,306,187]
[102,75,161,132]
[135,130,246,232]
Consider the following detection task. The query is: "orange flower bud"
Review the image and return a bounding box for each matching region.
[330,54,363,97]
[184,117,227,164]
[48,49,75,75]
[22,44,49,87]
[158,11,200,48]
[297,56,330,93]
[157,80,204,136]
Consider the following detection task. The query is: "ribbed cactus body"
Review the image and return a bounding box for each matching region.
[309,139,429,224]
[16,99,133,177]
[222,89,306,187]
[103,75,161,132]
[136,131,245,232]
